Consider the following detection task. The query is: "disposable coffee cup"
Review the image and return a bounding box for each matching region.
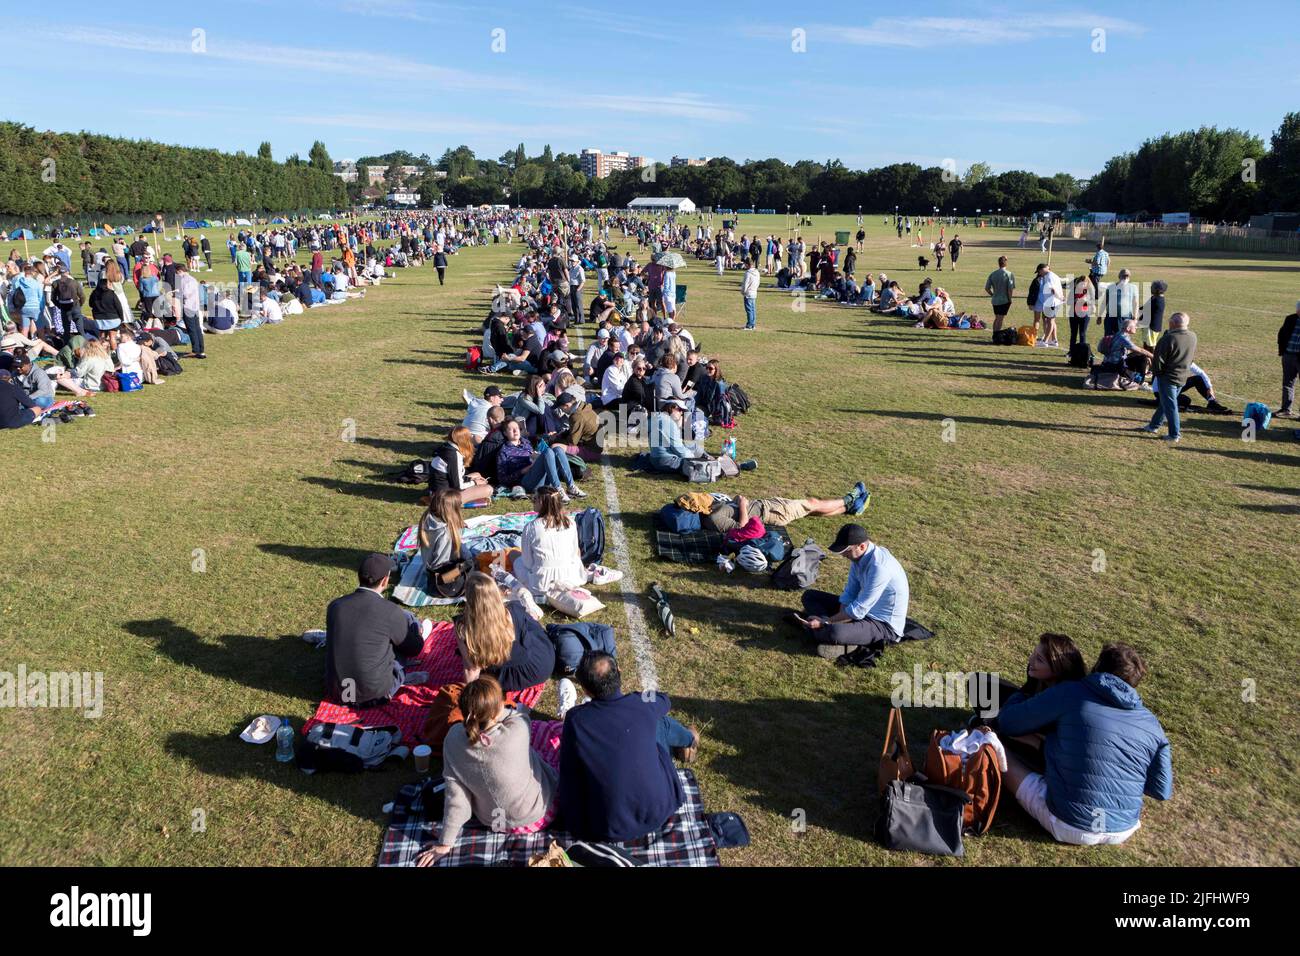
[413,745,432,774]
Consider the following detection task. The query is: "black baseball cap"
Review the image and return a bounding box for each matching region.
[483,385,503,399]
[358,552,396,586]
[829,524,869,554]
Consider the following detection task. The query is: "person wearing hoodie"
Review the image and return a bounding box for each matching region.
[998,642,1173,846]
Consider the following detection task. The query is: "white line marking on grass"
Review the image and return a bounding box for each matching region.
[574,326,660,693]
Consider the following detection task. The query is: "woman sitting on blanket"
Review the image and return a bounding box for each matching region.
[416,674,559,866]
[419,490,473,600]
[455,572,555,693]
[429,425,493,507]
[495,418,586,502]
[512,487,590,600]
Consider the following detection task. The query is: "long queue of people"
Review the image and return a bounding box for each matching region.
[0,211,520,429]
[318,210,728,857]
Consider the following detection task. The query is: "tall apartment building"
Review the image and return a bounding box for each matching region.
[670,156,710,167]
[581,148,650,179]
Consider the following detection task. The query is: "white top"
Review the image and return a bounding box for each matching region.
[513,518,587,599]
[116,339,143,377]
[600,362,630,405]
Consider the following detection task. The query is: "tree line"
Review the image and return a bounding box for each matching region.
[0,123,347,221]
[435,114,1300,221]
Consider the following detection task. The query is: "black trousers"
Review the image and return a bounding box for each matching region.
[182,310,205,356]
[1068,314,1091,349]
[436,267,445,285]
[801,590,898,647]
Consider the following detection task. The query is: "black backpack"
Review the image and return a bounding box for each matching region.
[771,538,827,590]
[155,353,184,376]
[991,328,1017,346]
[727,383,752,414]
[296,722,405,773]
[1025,275,1041,307]
[390,459,429,485]
[1067,342,1094,368]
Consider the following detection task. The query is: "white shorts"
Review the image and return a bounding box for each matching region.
[1016,773,1139,846]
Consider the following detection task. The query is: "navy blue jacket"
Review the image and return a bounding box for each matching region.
[558,692,684,842]
[999,673,1173,833]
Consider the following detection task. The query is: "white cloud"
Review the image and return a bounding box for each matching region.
[747,12,1144,48]
[586,93,746,124]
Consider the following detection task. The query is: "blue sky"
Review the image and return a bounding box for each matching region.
[7,0,1298,179]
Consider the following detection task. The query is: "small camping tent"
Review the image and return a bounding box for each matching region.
[183,219,202,229]
[10,228,34,239]
[198,219,213,227]
[234,218,251,226]
[143,223,160,233]
[270,217,288,224]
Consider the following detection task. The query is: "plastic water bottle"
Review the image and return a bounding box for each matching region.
[722,435,737,459]
[275,720,295,762]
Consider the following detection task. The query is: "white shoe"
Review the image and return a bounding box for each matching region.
[558,490,571,503]
[1045,339,1060,349]
[566,483,588,499]
[588,564,623,586]
[557,678,578,719]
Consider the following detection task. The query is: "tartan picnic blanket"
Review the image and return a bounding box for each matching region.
[391,511,538,607]
[654,525,792,564]
[301,620,543,744]
[654,528,727,563]
[377,769,721,867]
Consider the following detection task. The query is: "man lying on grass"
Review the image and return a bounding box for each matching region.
[697,483,870,534]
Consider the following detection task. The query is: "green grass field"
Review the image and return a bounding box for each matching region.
[1,214,1296,866]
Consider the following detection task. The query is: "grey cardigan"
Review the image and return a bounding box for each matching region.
[438,709,558,845]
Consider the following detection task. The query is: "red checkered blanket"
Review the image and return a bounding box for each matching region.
[303,621,543,744]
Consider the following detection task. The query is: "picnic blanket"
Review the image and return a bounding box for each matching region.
[301,620,543,744]
[377,769,721,867]
[391,511,538,607]
[654,525,792,564]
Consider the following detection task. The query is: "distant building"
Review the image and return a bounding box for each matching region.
[670,156,710,167]
[386,191,422,206]
[581,149,650,179]
[333,161,359,183]
[627,197,696,213]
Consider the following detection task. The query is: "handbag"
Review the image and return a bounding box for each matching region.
[875,779,969,856]
[923,728,1003,835]
[680,455,722,483]
[877,706,915,794]
[546,586,605,618]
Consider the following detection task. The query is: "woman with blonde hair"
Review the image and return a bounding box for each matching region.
[428,424,492,506]
[455,572,554,693]
[419,489,471,599]
[104,259,132,332]
[416,674,560,865]
[512,486,588,600]
[53,337,110,393]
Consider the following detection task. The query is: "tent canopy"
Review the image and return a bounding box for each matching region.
[9,228,34,239]
[270,217,288,224]
[183,219,202,228]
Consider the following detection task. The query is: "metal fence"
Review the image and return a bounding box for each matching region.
[1078,221,1300,257]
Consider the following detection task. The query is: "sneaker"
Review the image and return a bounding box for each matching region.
[849,481,870,515]
[1162,435,1181,443]
[588,564,623,585]
[558,490,571,503]
[1140,383,1153,392]
[556,678,578,720]
[1276,409,1297,419]
[1045,339,1060,349]
[566,483,587,499]
[1138,426,1158,434]
[509,485,528,499]
[301,628,326,648]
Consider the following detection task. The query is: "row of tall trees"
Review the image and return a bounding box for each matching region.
[8,113,1300,221]
[432,114,1300,220]
[0,123,346,218]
